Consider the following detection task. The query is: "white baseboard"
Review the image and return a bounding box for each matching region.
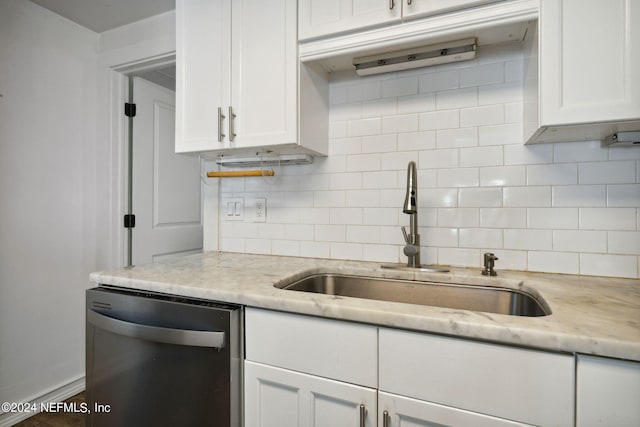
[0,376,85,427]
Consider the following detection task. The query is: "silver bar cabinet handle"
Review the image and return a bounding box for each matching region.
[228,106,236,142]
[359,404,366,427]
[389,0,394,10]
[383,410,390,427]
[217,107,226,142]
[87,309,226,349]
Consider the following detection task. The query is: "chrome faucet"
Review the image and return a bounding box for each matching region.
[402,161,420,268]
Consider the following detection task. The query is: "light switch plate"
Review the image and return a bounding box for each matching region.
[223,197,244,221]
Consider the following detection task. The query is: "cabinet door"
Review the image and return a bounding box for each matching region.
[244,361,377,427]
[576,355,640,426]
[403,0,501,20]
[540,0,640,125]
[175,0,231,153]
[299,0,401,41]
[229,0,297,149]
[379,328,574,426]
[379,392,529,427]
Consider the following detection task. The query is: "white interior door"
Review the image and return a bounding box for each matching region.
[131,76,203,265]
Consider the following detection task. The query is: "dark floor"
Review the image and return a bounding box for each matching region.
[14,393,85,427]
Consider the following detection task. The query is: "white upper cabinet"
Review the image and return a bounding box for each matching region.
[402,0,503,20]
[299,0,505,41]
[176,0,328,156]
[175,0,229,153]
[299,0,400,41]
[524,0,640,143]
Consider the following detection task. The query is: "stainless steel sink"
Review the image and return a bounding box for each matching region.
[276,274,549,317]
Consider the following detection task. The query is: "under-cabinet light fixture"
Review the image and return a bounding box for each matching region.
[603,131,640,147]
[353,38,477,76]
[215,153,313,167]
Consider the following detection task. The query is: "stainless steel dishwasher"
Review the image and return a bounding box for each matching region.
[86,286,242,427]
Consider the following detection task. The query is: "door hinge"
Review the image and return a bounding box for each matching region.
[124,214,136,228]
[124,103,136,118]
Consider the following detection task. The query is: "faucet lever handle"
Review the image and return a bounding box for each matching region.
[401,226,409,243]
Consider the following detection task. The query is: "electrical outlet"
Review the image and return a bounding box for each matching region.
[253,198,266,222]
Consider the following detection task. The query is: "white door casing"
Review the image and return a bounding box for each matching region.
[131,76,203,264]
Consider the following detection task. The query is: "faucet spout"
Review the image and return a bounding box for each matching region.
[403,161,420,268]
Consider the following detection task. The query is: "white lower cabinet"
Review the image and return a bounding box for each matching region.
[379,391,528,427]
[576,355,640,426]
[245,308,579,427]
[244,361,377,427]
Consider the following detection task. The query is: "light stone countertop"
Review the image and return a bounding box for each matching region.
[89,251,640,362]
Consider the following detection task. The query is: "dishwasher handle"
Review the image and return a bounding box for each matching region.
[87,309,226,349]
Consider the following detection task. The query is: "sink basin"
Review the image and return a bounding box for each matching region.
[276,274,549,317]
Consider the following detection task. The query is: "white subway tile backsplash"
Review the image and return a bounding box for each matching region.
[331,242,363,260]
[362,134,397,153]
[314,225,345,242]
[460,146,503,167]
[553,230,607,253]
[345,189,380,207]
[554,141,608,163]
[362,97,397,118]
[607,184,640,207]
[478,81,522,105]
[420,148,459,169]
[215,44,639,278]
[418,70,460,93]
[381,114,419,134]
[381,76,418,98]
[330,207,363,225]
[527,163,577,186]
[580,253,638,278]
[397,92,436,114]
[579,208,637,230]
[419,110,459,131]
[346,153,381,172]
[480,165,525,187]
[438,247,480,268]
[460,62,504,87]
[398,131,436,151]
[437,168,479,187]
[504,187,551,207]
[422,188,458,207]
[330,137,362,155]
[504,144,553,165]
[504,229,552,251]
[552,185,606,207]
[436,127,478,148]
[479,123,522,146]
[458,188,502,207]
[347,225,382,243]
[579,161,636,184]
[459,228,503,248]
[460,104,504,128]
[528,251,579,275]
[435,87,478,110]
[438,208,479,228]
[347,81,380,102]
[362,171,399,189]
[528,208,578,229]
[348,117,381,136]
[608,231,640,255]
[423,228,458,247]
[480,208,527,229]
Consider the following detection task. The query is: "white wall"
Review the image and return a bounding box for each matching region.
[215,43,640,279]
[0,0,107,420]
